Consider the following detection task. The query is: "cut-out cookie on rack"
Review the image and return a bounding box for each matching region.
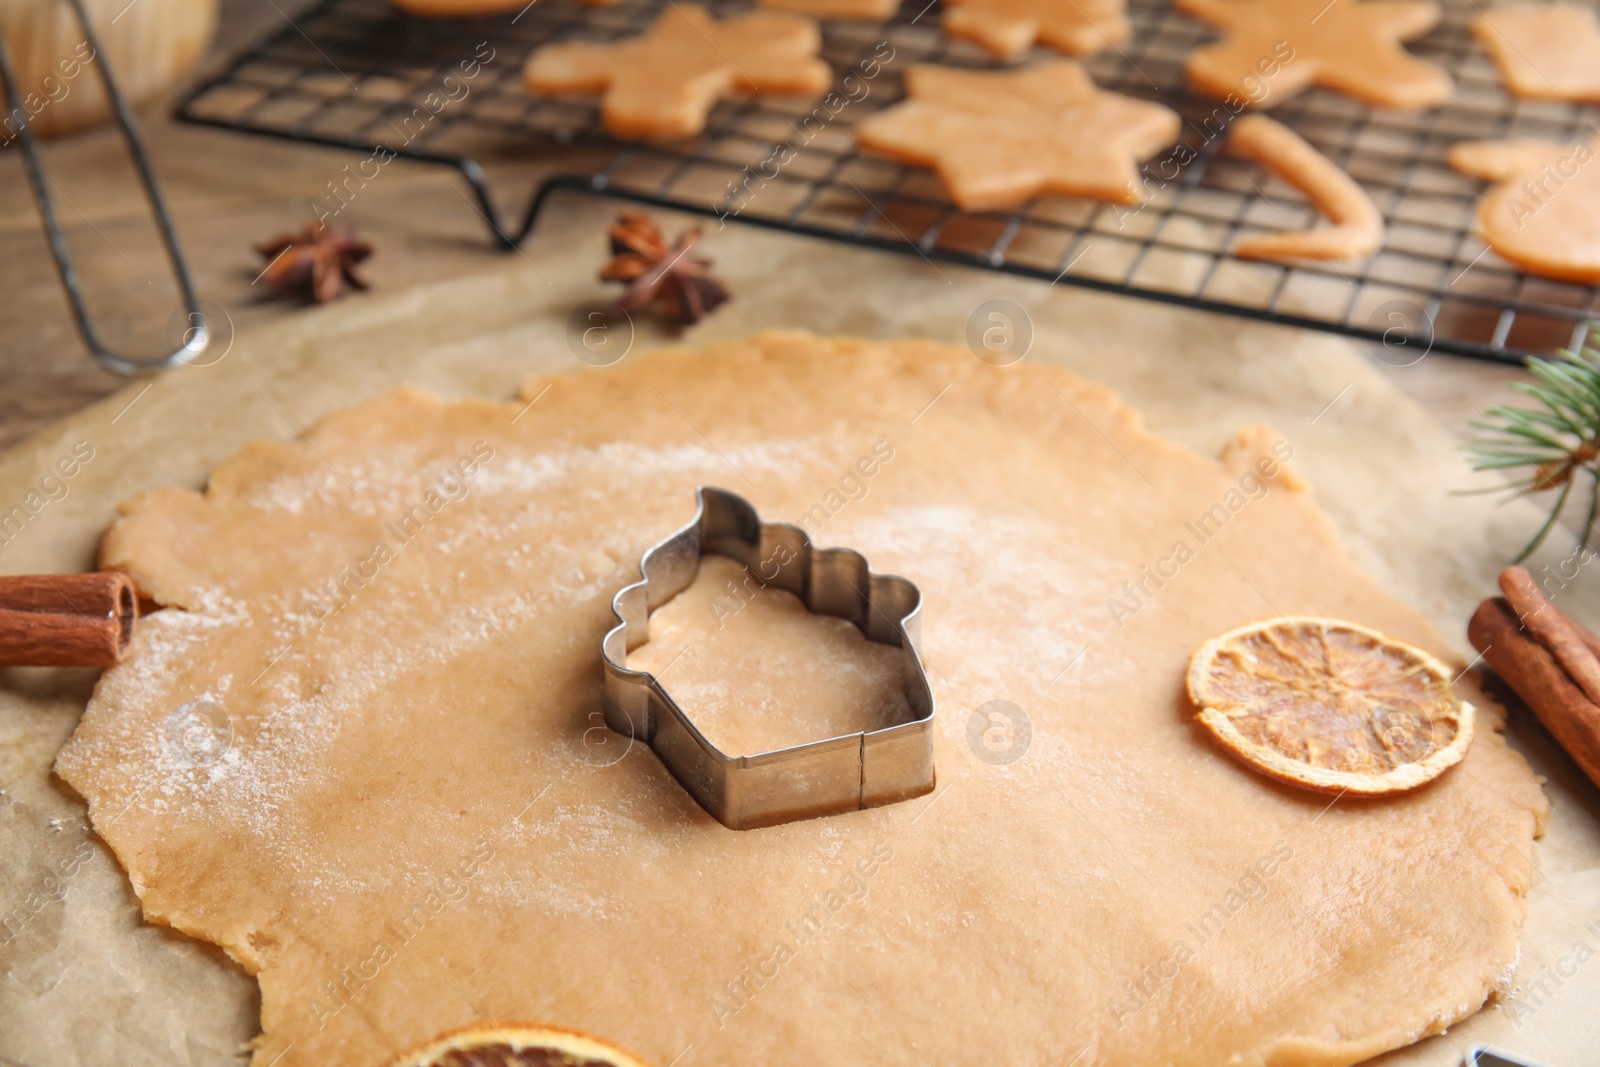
[1224,115,1385,262]
[1450,137,1600,283]
[1472,4,1600,103]
[855,62,1180,210]
[523,4,831,140]
[942,0,1131,59]
[761,0,900,20]
[1177,0,1452,109]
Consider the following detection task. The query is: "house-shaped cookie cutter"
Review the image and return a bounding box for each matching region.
[601,487,936,830]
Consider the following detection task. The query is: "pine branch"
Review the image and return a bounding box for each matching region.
[1465,326,1600,561]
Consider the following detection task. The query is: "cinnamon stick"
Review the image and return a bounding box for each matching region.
[1469,596,1600,789]
[0,573,136,668]
[1499,565,1600,706]
[1578,618,1600,663]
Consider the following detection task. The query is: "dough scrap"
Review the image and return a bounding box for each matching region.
[1178,0,1453,109]
[1226,114,1385,262]
[855,62,1181,210]
[1472,4,1600,102]
[1449,137,1600,283]
[522,5,830,140]
[942,0,1131,59]
[55,333,1546,1067]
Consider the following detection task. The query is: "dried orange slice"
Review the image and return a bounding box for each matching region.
[1187,617,1474,796]
[386,1023,654,1067]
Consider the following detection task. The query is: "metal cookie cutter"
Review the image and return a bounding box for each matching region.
[601,487,936,830]
[1464,1048,1554,1067]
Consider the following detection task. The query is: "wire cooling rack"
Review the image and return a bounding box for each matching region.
[174,0,1600,363]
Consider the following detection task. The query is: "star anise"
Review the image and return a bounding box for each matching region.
[254,221,373,304]
[600,211,729,326]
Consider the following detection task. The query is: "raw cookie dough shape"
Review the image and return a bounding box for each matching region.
[761,0,900,20]
[1177,0,1453,109]
[55,333,1547,1067]
[855,61,1181,210]
[942,0,1131,59]
[1472,4,1600,102]
[1225,114,1385,262]
[523,4,831,140]
[603,486,935,830]
[1450,137,1600,283]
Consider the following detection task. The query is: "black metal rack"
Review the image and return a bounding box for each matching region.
[175,0,1600,364]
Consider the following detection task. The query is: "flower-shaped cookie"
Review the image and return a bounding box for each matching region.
[1450,137,1600,283]
[524,4,831,140]
[855,62,1180,210]
[1178,0,1452,109]
[943,0,1131,59]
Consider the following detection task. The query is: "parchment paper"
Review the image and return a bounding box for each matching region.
[1,187,1595,1067]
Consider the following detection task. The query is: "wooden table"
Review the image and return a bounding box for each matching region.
[0,0,1534,453]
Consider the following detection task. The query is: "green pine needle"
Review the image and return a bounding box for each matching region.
[1465,326,1600,563]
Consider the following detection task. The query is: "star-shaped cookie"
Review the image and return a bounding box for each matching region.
[523,4,832,140]
[942,0,1131,59]
[1450,137,1600,282]
[854,62,1181,210]
[1473,4,1600,102]
[1177,0,1453,109]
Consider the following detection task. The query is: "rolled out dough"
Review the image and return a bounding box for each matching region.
[627,554,914,757]
[55,332,1546,1067]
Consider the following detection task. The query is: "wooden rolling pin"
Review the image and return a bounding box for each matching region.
[1469,566,1600,789]
[0,573,137,668]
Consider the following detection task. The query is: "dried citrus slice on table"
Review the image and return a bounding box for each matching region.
[1187,617,1474,796]
[386,1023,654,1067]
